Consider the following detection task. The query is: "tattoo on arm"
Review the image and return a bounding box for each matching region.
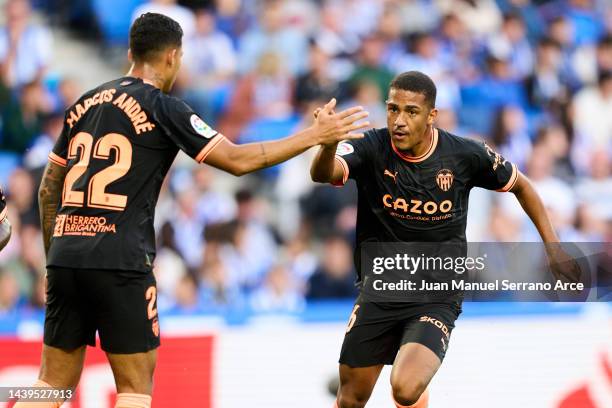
[38,162,67,255]
[260,143,269,167]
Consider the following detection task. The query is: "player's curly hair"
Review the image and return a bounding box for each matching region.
[390,71,437,108]
[129,12,183,62]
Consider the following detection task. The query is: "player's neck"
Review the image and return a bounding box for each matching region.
[126,64,166,91]
[395,126,434,157]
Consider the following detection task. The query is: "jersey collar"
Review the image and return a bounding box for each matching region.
[391,127,439,163]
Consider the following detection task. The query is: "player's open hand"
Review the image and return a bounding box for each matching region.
[312,98,370,147]
[545,243,582,285]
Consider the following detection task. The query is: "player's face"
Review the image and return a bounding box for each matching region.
[386,88,437,151]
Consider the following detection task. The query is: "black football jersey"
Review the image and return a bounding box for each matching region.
[334,127,518,283]
[47,77,225,271]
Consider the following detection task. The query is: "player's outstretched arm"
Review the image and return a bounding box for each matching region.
[510,171,559,243]
[309,102,352,184]
[310,143,345,184]
[204,99,369,176]
[510,171,580,282]
[38,161,68,255]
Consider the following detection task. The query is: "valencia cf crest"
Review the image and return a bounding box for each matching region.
[436,169,454,191]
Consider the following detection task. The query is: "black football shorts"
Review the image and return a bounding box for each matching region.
[44,266,160,354]
[339,297,462,367]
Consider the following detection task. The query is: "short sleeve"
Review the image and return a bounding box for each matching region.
[48,114,70,167]
[157,97,226,163]
[332,136,371,186]
[471,142,518,192]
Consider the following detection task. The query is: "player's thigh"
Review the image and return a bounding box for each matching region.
[337,363,384,407]
[390,342,441,401]
[106,349,157,395]
[390,302,461,400]
[39,344,87,389]
[86,269,160,355]
[44,267,97,351]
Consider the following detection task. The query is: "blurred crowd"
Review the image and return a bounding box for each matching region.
[0,0,610,316]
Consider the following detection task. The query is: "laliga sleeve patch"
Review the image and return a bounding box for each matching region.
[336,142,354,156]
[190,114,217,139]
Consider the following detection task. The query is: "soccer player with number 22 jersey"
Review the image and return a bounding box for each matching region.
[17,12,369,408]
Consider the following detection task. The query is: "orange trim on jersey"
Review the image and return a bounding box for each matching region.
[497,163,518,192]
[391,128,438,163]
[332,156,350,186]
[48,152,68,167]
[195,133,226,163]
[0,207,7,223]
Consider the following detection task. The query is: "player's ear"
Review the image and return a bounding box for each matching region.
[127,49,134,64]
[169,48,181,67]
[428,107,438,125]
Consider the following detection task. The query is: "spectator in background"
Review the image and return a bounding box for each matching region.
[533,125,574,180]
[238,0,308,76]
[576,149,612,221]
[337,0,383,40]
[219,52,294,140]
[313,3,361,79]
[525,145,578,241]
[0,270,21,314]
[460,55,526,133]
[0,0,52,88]
[437,13,480,82]
[595,35,612,74]
[573,70,612,150]
[294,41,341,113]
[250,264,304,312]
[391,32,461,109]
[489,105,532,170]
[435,0,502,37]
[169,274,201,313]
[562,0,605,46]
[132,0,196,40]
[182,7,237,123]
[198,259,245,311]
[487,13,533,80]
[306,235,357,300]
[496,0,546,41]
[546,15,581,88]
[228,190,278,288]
[340,80,386,129]
[193,165,236,225]
[23,111,63,170]
[346,34,394,104]
[377,3,407,68]
[391,0,441,35]
[171,188,207,268]
[525,37,571,115]
[0,80,52,154]
[56,77,81,108]
[154,222,189,312]
[7,168,37,226]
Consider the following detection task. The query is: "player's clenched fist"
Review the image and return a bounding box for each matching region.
[311,98,370,147]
